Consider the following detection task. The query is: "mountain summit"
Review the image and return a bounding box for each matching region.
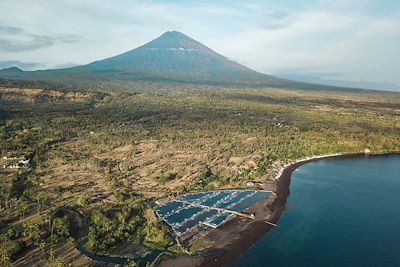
[0,31,284,85]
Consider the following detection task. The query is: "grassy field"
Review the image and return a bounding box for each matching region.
[1,83,399,266]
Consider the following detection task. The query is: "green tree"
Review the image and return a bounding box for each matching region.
[49,257,70,267]
[143,223,172,249]
[125,260,138,267]
[76,195,88,207]
[48,216,70,244]
[18,201,29,219]
[0,248,11,267]
[22,222,42,246]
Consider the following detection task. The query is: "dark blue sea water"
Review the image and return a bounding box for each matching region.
[234,155,400,267]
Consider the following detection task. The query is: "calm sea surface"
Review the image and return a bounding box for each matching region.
[234,155,400,267]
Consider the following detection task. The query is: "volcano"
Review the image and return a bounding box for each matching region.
[0,31,288,86]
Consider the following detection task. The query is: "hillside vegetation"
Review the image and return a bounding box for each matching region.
[0,83,399,266]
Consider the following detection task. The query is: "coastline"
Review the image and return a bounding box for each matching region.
[158,151,399,267]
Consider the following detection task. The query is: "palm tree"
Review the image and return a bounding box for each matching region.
[18,202,29,220]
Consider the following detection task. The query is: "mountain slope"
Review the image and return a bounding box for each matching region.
[0,31,285,85]
[80,31,271,80]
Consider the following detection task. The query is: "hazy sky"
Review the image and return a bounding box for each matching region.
[1,0,399,84]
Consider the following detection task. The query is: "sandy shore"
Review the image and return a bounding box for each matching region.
[158,151,399,267]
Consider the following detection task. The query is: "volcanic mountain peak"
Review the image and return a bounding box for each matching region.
[139,31,219,56]
[79,30,267,80]
[144,31,201,49]
[0,31,285,85]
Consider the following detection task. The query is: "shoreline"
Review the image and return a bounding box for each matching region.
[63,152,398,267]
[160,151,399,267]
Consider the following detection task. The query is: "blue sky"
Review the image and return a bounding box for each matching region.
[0,0,399,84]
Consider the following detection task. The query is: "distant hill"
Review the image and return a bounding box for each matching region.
[0,67,24,75]
[275,72,400,92]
